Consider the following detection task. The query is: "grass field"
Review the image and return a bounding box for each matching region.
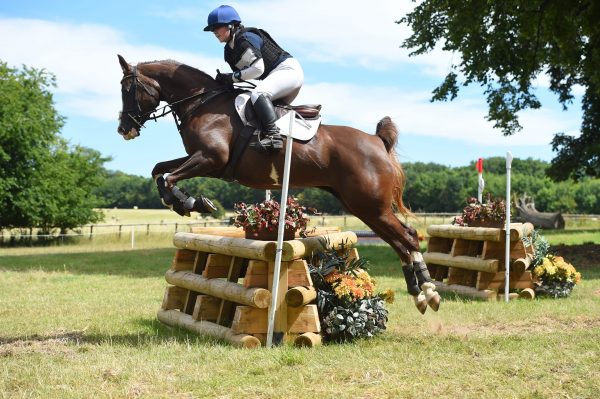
[1,240,599,398]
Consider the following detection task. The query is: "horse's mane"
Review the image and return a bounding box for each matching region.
[137,59,214,81]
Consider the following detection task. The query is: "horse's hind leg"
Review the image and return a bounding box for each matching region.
[339,196,440,314]
[368,211,440,313]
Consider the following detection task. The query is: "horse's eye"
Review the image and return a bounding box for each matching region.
[118,111,122,121]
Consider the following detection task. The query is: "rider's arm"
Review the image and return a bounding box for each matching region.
[232,32,266,82]
[233,56,265,82]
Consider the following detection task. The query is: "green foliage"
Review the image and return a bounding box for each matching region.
[296,188,344,214]
[400,1,600,180]
[93,171,163,209]
[523,230,550,268]
[403,157,600,214]
[94,157,600,214]
[0,61,107,231]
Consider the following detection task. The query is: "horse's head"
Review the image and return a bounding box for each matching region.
[117,55,161,140]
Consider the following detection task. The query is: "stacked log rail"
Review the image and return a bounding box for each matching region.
[158,230,357,348]
[423,223,536,301]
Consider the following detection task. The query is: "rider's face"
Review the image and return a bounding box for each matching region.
[213,26,230,43]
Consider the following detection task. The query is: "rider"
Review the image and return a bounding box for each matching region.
[204,5,304,152]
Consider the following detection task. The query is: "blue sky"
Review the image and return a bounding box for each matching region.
[0,0,583,177]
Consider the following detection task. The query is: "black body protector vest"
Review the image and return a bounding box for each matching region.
[224,26,290,80]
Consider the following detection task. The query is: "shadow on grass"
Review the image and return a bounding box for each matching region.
[0,317,230,349]
[0,249,173,278]
[80,317,226,347]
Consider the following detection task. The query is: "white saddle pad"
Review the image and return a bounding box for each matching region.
[234,93,321,141]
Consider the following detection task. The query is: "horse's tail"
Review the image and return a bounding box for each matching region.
[376,117,410,216]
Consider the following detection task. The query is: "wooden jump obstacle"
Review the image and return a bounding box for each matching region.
[158,228,358,348]
[423,223,536,301]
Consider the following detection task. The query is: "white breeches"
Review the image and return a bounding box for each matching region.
[250,58,304,104]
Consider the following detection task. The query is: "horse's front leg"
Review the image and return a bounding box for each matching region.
[151,156,190,211]
[152,156,190,179]
[162,150,226,215]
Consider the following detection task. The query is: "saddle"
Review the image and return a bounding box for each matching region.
[273,102,322,120]
[221,93,323,182]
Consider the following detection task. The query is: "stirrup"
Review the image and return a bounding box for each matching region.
[250,133,284,153]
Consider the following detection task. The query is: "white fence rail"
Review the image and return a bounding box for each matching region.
[1,213,598,248]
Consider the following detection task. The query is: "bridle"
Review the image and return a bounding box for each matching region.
[119,66,235,133]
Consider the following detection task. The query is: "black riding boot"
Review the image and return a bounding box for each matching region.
[250,94,284,152]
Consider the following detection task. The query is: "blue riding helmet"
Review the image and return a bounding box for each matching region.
[203,5,241,31]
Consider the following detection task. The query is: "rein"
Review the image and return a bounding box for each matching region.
[120,66,235,133]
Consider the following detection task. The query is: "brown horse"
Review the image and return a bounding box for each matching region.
[116,55,440,314]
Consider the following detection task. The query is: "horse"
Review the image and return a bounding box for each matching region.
[116,55,440,314]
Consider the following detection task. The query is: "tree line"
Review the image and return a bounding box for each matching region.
[94,157,600,216]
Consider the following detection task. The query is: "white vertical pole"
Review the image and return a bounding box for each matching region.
[266,111,295,348]
[265,190,271,201]
[476,158,484,203]
[131,226,135,249]
[504,152,513,302]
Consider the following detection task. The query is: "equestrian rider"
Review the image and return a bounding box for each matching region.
[204,5,304,152]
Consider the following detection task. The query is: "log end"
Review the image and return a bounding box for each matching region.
[285,287,317,307]
[252,288,272,309]
[294,332,322,347]
[237,335,262,349]
[518,288,535,300]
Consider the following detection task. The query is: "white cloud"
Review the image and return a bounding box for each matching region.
[296,82,580,146]
[154,0,455,75]
[0,18,223,122]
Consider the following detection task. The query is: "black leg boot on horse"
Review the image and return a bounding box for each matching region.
[402,264,428,314]
[250,94,284,152]
[154,175,217,216]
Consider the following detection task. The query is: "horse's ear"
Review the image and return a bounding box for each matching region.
[117,54,132,74]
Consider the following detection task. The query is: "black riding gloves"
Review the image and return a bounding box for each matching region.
[215,72,234,86]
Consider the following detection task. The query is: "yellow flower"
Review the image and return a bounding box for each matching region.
[380,289,395,304]
[334,283,351,299]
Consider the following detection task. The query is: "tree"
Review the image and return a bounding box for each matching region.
[0,61,108,231]
[400,1,600,180]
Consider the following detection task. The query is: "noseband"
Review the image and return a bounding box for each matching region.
[120,66,158,129]
[120,66,236,133]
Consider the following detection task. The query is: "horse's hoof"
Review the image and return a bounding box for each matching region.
[427,292,441,312]
[194,196,218,214]
[413,293,427,315]
[421,282,441,312]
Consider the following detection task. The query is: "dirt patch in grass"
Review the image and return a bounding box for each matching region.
[550,243,600,269]
[0,329,85,357]
[429,316,600,338]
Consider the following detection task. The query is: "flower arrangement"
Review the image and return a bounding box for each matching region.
[533,255,581,298]
[522,229,550,268]
[232,197,316,238]
[309,240,393,342]
[453,195,506,227]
